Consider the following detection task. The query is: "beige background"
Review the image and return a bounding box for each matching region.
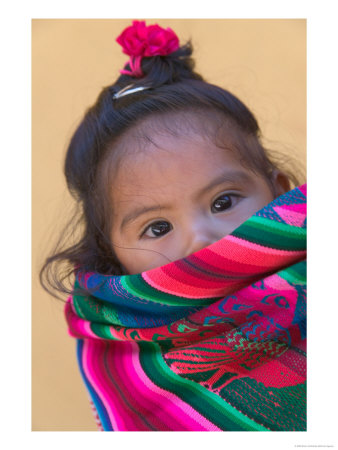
[32,19,306,431]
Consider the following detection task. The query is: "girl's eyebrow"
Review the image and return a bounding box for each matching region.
[196,170,253,198]
[120,170,253,230]
[120,204,171,231]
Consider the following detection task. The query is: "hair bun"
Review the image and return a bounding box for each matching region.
[116,21,203,87]
[138,42,203,86]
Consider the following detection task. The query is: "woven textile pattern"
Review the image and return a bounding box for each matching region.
[65,184,307,431]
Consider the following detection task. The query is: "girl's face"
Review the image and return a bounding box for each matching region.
[110,125,287,274]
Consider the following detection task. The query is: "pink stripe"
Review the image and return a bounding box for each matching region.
[298,184,306,196]
[106,343,156,430]
[81,340,121,430]
[83,321,98,338]
[211,235,306,261]
[66,305,103,339]
[111,342,181,430]
[143,270,254,299]
[142,237,305,299]
[129,343,221,431]
[142,271,233,298]
[83,341,221,430]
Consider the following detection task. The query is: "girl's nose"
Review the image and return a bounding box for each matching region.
[185,222,220,256]
[189,237,214,255]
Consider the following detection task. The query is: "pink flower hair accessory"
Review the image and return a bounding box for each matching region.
[116,20,180,78]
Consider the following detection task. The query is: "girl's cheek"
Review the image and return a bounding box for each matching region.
[153,233,183,260]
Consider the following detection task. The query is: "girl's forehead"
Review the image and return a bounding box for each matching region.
[113,109,239,161]
[102,110,250,200]
[112,128,246,195]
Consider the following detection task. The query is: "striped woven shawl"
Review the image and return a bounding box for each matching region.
[65,184,307,431]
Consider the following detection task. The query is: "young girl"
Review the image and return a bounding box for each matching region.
[41,20,306,431]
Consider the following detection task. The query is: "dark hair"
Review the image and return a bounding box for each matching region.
[40,41,302,300]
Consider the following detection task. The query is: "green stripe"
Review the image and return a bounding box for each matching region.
[247,215,305,235]
[73,294,124,325]
[122,275,215,307]
[139,342,269,431]
[72,280,87,319]
[233,216,306,251]
[72,297,86,319]
[278,261,306,284]
[90,323,118,340]
[73,296,103,322]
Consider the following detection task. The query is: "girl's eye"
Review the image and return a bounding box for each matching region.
[142,220,172,238]
[211,194,233,213]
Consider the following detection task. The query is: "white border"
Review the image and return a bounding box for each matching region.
[1,0,337,448]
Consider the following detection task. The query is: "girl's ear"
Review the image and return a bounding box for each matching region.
[271,170,291,197]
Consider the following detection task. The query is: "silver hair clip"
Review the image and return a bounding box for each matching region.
[113,84,150,100]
